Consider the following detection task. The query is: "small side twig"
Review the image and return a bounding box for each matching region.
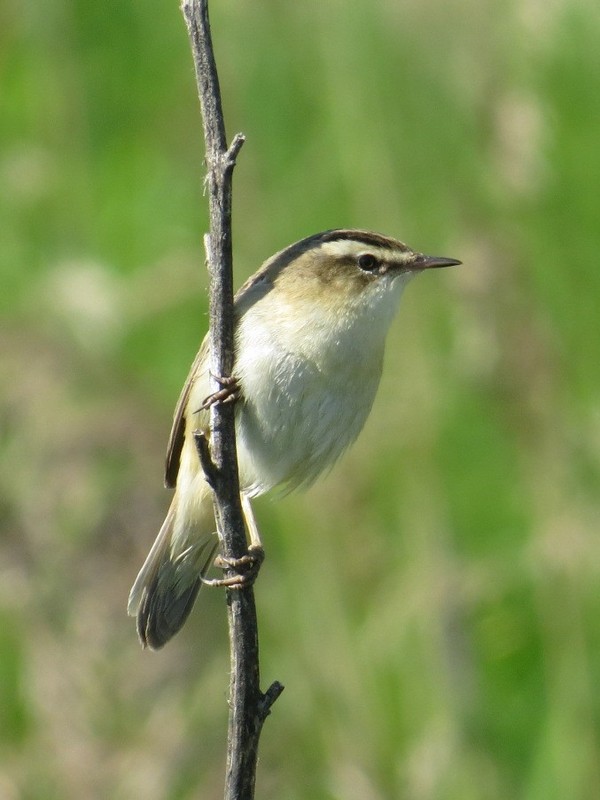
[193,430,218,489]
[181,1,283,798]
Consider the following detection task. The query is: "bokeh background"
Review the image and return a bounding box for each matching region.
[2,0,600,797]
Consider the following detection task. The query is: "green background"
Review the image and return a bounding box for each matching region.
[2,0,600,797]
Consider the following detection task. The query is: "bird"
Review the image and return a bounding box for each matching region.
[128,229,460,649]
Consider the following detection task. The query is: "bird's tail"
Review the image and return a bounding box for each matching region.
[127,487,218,650]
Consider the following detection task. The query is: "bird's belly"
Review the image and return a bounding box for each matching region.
[235,348,380,495]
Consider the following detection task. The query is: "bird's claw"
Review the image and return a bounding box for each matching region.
[200,374,241,410]
[202,545,265,589]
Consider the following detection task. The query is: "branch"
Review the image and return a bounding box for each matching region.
[181,1,283,798]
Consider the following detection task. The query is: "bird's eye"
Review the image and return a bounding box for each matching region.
[357,253,379,271]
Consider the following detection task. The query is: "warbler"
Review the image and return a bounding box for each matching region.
[128,229,460,649]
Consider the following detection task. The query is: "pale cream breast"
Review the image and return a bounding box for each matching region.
[232,274,407,494]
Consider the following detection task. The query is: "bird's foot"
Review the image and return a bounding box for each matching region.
[200,374,241,410]
[202,545,265,589]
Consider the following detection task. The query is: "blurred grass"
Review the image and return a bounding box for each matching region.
[2,0,600,797]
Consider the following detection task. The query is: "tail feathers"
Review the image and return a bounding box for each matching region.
[136,536,218,650]
[128,507,218,650]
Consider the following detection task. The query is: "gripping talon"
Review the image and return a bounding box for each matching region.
[201,545,265,589]
[199,374,241,411]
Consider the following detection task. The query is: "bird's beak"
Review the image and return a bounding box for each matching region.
[411,253,462,270]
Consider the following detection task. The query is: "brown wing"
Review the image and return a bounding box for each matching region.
[164,336,209,488]
[163,260,275,489]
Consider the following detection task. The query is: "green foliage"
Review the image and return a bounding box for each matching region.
[2,0,600,797]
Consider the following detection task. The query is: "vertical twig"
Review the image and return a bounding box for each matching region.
[180,1,283,798]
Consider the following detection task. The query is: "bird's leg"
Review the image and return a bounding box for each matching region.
[200,373,241,410]
[240,493,263,551]
[203,495,265,589]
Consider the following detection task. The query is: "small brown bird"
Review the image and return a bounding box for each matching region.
[128,229,460,649]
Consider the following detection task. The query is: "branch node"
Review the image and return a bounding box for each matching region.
[258,682,285,721]
[225,132,246,166]
[193,429,219,488]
